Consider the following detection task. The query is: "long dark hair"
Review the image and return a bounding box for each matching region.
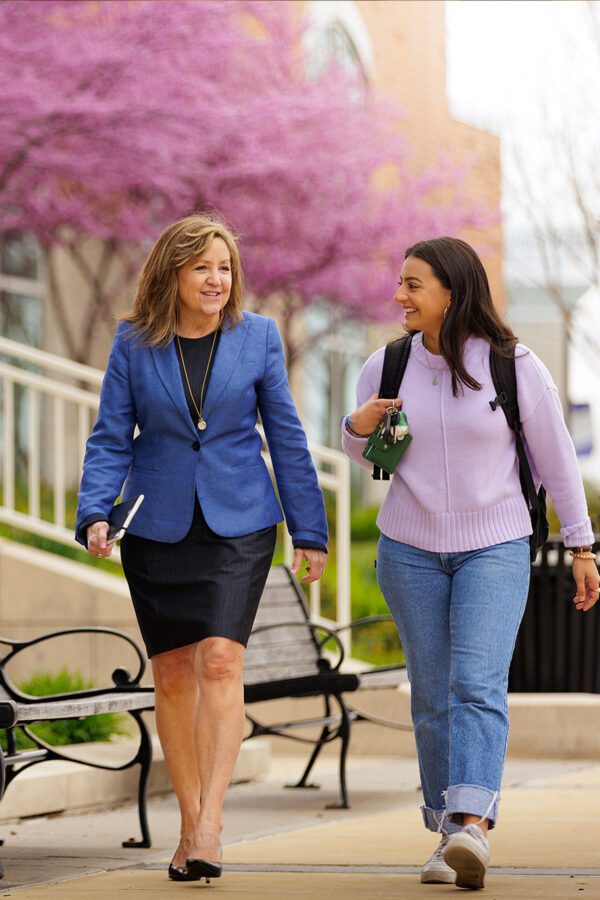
[404,236,517,396]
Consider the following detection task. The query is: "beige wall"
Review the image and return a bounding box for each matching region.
[0,539,150,689]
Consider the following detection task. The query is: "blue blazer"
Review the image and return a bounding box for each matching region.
[75,312,328,548]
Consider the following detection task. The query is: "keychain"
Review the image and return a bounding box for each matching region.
[381,406,408,444]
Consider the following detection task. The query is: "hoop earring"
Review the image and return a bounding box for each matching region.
[443,306,449,319]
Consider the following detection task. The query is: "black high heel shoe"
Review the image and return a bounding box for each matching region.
[168,835,201,881]
[168,862,201,882]
[186,843,223,883]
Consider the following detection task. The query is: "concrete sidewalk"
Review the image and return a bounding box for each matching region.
[1,753,599,898]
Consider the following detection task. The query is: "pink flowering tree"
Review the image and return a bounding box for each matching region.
[0,0,490,366]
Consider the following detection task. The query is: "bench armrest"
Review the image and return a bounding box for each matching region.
[332,614,394,632]
[331,615,407,678]
[0,627,148,703]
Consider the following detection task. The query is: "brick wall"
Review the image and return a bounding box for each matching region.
[356,0,505,309]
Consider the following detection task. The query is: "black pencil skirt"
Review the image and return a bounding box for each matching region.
[120,497,277,658]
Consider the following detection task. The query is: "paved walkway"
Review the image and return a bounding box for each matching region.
[1,753,599,897]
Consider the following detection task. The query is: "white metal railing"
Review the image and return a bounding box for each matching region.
[0,336,352,652]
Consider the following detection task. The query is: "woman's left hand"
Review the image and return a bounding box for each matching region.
[572,557,600,612]
[291,548,327,582]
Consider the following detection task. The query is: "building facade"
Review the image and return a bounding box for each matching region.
[298,0,503,473]
[1,1,504,468]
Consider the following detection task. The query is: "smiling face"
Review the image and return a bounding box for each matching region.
[394,255,451,343]
[176,236,232,331]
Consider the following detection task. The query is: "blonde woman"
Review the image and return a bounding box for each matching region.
[76,214,327,883]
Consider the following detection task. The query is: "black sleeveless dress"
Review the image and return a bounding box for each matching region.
[120,332,277,658]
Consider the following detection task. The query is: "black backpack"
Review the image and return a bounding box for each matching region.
[374,335,549,562]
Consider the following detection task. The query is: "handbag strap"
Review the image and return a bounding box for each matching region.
[488,346,540,514]
[373,335,412,481]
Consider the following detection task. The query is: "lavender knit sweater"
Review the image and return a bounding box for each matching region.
[342,332,593,552]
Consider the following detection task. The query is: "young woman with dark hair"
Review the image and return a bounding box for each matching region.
[341,236,599,890]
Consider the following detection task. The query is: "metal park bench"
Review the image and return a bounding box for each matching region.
[0,563,409,877]
[244,565,410,809]
[0,628,154,852]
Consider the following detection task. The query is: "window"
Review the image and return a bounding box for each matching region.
[0,232,43,345]
[310,22,363,73]
[0,233,44,479]
[1,231,40,280]
[304,0,373,92]
[0,292,41,346]
[300,3,372,448]
[301,304,366,450]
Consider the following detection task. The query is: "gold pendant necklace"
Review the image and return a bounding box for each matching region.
[176,326,220,430]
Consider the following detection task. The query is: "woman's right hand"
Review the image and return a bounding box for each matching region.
[86,521,113,559]
[346,393,401,437]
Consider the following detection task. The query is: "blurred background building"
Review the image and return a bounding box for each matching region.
[0,0,596,696]
[1,0,596,504]
[295,0,504,460]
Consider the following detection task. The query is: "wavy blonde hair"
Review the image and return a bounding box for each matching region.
[121,213,244,345]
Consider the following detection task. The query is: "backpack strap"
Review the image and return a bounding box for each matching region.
[489,347,547,558]
[373,335,412,481]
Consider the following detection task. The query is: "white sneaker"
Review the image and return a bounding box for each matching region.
[443,823,490,890]
[420,834,455,884]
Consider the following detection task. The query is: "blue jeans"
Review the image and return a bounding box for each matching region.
[377,534,530,833]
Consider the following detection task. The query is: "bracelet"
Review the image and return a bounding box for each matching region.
[343,416,371,438]
[570,551,596,560]
[569,546,593,554]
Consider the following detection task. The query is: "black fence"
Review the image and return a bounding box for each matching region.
[509,538,600,693]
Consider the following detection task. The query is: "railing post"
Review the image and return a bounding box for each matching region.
[53,397,66,528]
[3,378,14,510]
[283,528,293,568]
[336,455,351,656]
[27,389,40,519]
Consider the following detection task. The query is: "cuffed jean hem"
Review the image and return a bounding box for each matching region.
[445,784,499,830]
[420,805,463,835]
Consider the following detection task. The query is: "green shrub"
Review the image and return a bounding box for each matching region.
[0,479,123,574]
[350,504,380,542]
[0,668,131,751]
[346,541,403,665]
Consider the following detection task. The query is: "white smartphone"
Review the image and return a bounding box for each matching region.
[106,495,145,544]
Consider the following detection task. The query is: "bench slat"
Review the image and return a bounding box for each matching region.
[259,567,290,587]
[0,691,154,724]
[244,661,323,684]
[245,646,319,671]
[254,602,307,622]
[356,668,408,689]
[247,633,316,648]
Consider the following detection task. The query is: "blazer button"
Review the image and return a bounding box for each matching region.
[192,441,200,451]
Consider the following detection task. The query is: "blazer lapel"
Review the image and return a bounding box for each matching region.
[151,341,197,436]
[201,315,251,422]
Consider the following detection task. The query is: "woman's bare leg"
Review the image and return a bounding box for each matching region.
[188,636,246,861]
[152,644,202,867]
[462,814,489,835]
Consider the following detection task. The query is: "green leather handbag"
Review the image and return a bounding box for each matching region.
[361,411,412,476]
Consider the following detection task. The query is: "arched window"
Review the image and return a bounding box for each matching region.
[300,3,374,448]
[310,21,363,73]
[303,1,372,98]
